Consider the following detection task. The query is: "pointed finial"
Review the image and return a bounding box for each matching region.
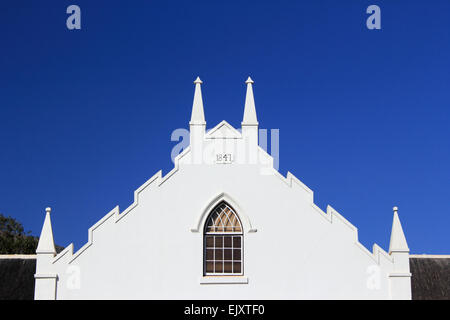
[36,207,56,255]
[194,76,203,84]
[242,76,258,126]
[389,206,409,254]
[190,76,206,125]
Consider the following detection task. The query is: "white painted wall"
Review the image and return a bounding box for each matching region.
[34,79,411,299]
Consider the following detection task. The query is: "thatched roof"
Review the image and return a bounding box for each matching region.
[0,256,36,300]
[410,255,450,300]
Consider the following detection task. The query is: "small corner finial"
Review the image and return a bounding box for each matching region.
[245,76,254,84]
[194,76,203,84]
[389,205,409,253]
[37,206,56,255]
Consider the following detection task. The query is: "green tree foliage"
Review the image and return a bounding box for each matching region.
[0,214,39,254]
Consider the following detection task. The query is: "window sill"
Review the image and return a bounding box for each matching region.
[34,274,58,280]
[199,276,248,284]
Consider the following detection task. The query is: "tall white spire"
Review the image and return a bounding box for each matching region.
[189,77,206,164]
[242,77,258,126]
[389,206,409,253]
[36,207,56,255]
[190,77,206,125]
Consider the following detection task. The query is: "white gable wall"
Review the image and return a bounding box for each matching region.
[39,129,403,299]
[35,79,410,299]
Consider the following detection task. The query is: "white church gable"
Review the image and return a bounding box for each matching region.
[205,121,242,140]
[34,77,412,300]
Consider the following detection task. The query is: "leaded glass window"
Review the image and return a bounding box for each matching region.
[204,202,243,275]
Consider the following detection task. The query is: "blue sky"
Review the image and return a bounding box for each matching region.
[0,1,448,254]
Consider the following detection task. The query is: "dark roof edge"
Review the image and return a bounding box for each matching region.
[410,254,450,258]
[0,255,37,259]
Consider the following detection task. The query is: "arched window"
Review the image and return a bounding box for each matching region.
[204,202,243,275]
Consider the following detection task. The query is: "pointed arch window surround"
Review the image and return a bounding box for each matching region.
[204,202,243,275]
